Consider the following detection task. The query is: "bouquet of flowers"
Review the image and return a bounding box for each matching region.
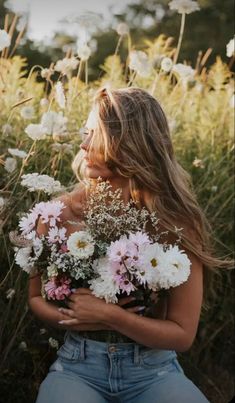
[11,180,191,309]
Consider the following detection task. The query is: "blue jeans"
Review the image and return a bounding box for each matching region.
[36,331,210,403]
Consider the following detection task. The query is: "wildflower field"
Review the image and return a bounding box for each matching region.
[0,2,234,403]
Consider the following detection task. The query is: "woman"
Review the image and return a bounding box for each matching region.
[31,87,225,402]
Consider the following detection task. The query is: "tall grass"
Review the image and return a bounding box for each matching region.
[0,14,234,403]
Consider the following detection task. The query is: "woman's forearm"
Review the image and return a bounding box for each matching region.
[104,304,191,352]
[28,296,111,331]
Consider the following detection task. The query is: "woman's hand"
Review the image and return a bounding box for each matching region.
[58,288,145,328]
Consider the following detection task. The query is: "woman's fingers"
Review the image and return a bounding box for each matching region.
[118,296,136,307]
[58,318,79,325]
[126,306,146,314]
[58,307,75,318]
[71,288,92,295]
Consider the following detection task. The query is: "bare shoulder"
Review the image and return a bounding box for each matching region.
[54,181,87,223]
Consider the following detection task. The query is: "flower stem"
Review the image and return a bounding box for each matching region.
[173,12,186,65]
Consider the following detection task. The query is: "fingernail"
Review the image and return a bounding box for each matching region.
[58,308,63,312]
[138,306,146,311]
[71,288,76,293]
[58,320,64,324]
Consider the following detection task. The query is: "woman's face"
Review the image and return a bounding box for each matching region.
[80,107,114,180]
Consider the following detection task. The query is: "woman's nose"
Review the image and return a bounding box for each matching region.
[80,134,92,151]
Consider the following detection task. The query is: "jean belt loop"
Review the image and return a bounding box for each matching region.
[79,338,86,361]
[134,344,140,365]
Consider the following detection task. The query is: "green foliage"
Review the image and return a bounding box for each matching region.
[0,18,234,403]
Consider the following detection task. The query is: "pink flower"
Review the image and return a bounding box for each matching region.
[32,200,65,227]
[60,243,68,253]
[44,276,71,300]
[129,231,150,248]
[47,226,67,244]
[107,236,129,263]
[119,278,136,294]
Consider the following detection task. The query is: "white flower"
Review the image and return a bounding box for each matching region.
[55,81,66,109]
[20,106,35,119]
[8,148,27,159]
[40,98,49,108]
[161,57,173,72]
[0,29,11,51]
[67,231,95,259]
[192,157,205,168]
[77,42,92,61]
[39,328,47,335]
[25,123,47,140]
[47,226,67,243]
[172,63,195,80]
[48,337,59,349]
[41,111,68,135]
[4,157,17,173]
[20,173,63,194]
[116,22,129,36]
[139,243,166,289]
[211,185,218,193]
[156,245,191,289]
[129,50,152,77]
[15,247,33,273]
[6,288,15,299]
[89,257,120,303]
[169,0,200,14]
[2,123,12,136]
[226,37,235,58]
[54,57,79,75]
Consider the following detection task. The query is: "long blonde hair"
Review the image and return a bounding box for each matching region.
[72,87,233,296]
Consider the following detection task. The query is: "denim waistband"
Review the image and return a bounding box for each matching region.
[65,331,177,365]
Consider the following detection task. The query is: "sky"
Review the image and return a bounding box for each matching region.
[5,0,135,42]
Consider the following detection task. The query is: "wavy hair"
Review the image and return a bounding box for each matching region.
[72,87,233,298]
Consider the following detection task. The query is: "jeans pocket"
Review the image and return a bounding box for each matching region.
[139,350,176,370]
[57,342,80,362]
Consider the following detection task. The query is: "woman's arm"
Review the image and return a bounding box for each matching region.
[103,250,203,352]
[61,249,203,352]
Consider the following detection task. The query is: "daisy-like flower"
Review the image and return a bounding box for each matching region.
[226,37,235,58]
[77,42,92,61]
[20,106,35,120]
[0,29,11,51]
[116,22,129,36]
[119,278,136,294]
[156,244,191,289]
[161,57,173,72]
[41,111,68,135]
[128,231,150,248]
[67,231,95,259]
[20,173,63,195]
[15,246,33,273]
[47,226,67,244]
[89,258,120,303]
[55,81,66,109]
[169,0,200,15]
[33,200,65,227]
[8,148,27,159]
[25,123,47,140]
[139,242,166,289]
[4,157,17,173]
[54,57,79,75]
[129,50,152,77]
[107,236,129,263]
[19,211,38,235]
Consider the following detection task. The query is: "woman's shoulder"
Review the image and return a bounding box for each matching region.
[54,181,87,222]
